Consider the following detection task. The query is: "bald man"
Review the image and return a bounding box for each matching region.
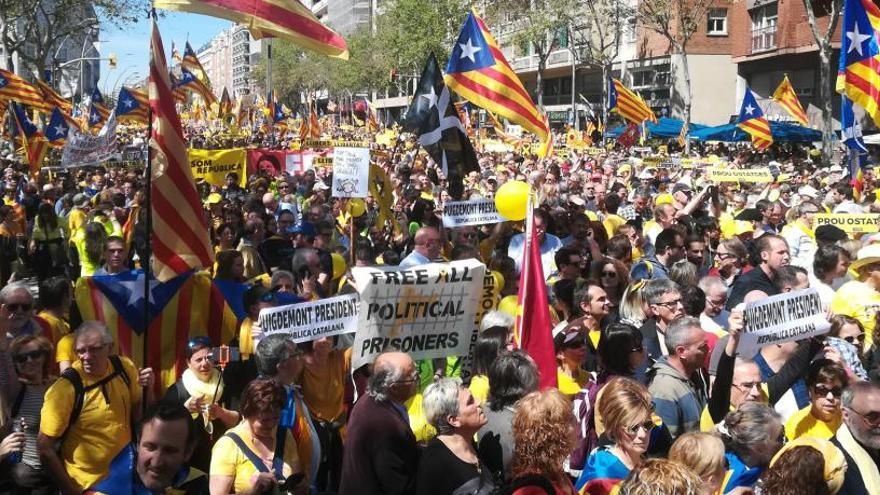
[400,227,442,268]
[340,352,419,495]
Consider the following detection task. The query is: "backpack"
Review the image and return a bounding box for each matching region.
[494,474,557,495]
[58,355,131,439]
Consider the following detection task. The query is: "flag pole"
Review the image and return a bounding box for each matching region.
[143,6,156,411]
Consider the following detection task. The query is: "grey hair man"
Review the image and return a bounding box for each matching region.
[647,316,709,438]
[833,381,880,493]
[636,279,683,379]
[38,321,154,493]
[698,276,728,335]
[0,282,37,339]
[340,352,419,494]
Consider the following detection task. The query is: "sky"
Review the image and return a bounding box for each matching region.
[97,12,230,94]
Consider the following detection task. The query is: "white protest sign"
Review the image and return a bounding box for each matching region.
[259,293,360,343]
[442,200,505,228]
[739,288,830,357]
[331,146,370,197]
[351,259,486,369]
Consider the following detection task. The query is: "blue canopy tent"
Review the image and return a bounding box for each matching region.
[603,117,709,138]
[688,121,823,143]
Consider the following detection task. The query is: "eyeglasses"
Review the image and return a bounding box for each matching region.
[813,385,843,398]
[13,350,46,363]
[653,299,682,309]
[715,252,735,260]
[188,336,212,349]
[564,338,587,349]
[733,381,760,393]
[4,303,31,312]
[847,406,880,426]
[75,344,108,356]
[631,345,645,353]
[844,333,866,344]
[624,419,655,436]
[395,371,420,385]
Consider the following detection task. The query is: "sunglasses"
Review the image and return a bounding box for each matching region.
[813,385,843,398]
[631,345,644,353]
[601,271,617,278]
[624,419,655,436]
[844,333,866,344]
[564,337,587,349]
[13,350,45,363]
[4,303,31,312]
[188,336,212,349]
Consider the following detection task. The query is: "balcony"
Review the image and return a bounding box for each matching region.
[751,25,777,53]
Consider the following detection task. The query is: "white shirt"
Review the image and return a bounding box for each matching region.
[507,233,563,280]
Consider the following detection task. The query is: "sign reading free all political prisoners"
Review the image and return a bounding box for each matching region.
[739,288,831,357]
[351,259,486,369]
[259,293,360,343]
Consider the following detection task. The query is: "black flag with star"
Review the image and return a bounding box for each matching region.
[404,52,479,200]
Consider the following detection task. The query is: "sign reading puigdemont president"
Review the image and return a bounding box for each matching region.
[351,259,486,369]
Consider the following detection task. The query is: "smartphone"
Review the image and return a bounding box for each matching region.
[275,473,306,493]
[211,346,241,364]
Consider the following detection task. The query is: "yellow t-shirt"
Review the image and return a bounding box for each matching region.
[469,374,490,405]
[785,406,842,441]
[39,356,141,489]
[210,421,301,494]
[239,318,255,360]
[56,333,75,365]
[68,208,86,233]
[405,393,436,443]
[300,348,352,422]
[36,310,71,350]
[557,368,590,396]
[831,280,880,346]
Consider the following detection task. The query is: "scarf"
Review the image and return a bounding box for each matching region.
[182,368,223,431]
[836,423,880,494]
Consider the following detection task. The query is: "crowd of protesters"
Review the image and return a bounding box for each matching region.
[1,121,880,495]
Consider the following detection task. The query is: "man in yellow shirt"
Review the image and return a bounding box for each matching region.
[37,321,154,494]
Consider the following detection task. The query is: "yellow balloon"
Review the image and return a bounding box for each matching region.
[331,253,347,279]
[498,295,518,318]
[495,180,530,221]
[348,198,366,217]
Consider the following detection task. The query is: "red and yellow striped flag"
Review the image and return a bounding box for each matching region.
[0,69,51,112]
[149,18,214,282]
[736,88,773,150]
[609,78,657,125]
[154,0,349,59]
[444,11,551,156]
[772,75,808,125]
[309,103,321,139]
[678,120,689,147]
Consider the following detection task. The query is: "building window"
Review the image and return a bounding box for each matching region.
[707,8,727,36]
[751,2,778,53]
[625,17,637,43]
[631,70,654,89]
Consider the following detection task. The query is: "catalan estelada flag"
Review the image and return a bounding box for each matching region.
[678,120,689,147]
[219,87,233,117]
[154,0,349,59]
[0,69,51,112]
[175,68,217,105]
[116,86,149,124]
[772,75,809,125]
[837,0,880,126]
[513,198,557,390]
[736,89,773,150]
[35,80,73,116]
[445,11,551,156]
[45,107,70,147]
[89,87,111,130]
[10,103,48,175]
[74,270,239,392]
[309,102,321,139]
[609,78,657,125]
[182,41,213,89]
[150,17,215,282]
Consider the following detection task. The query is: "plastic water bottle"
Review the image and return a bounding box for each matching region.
[9,417,25,464]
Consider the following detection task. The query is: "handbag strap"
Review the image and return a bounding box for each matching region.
[225,430,286,479]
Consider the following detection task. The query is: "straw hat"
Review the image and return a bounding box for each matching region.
[850,243,880,273]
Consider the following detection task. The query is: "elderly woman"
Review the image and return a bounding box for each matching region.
[163,336,240,473]
[720,402,785,493]
[209,377,306,495]
[576,377,655,495]
[417,378,495,494]
[0,335,56,492]
[476,350,538,485]
[785,359,848,441]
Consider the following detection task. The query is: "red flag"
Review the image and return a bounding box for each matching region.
[514,203,557,389]
[149,18,214,281]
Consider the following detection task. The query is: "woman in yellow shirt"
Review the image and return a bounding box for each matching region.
[33,276,74,370]
[209,377,306,495]
[785,359,848,441]
[469,326,511,404]
[554,327,591,396]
